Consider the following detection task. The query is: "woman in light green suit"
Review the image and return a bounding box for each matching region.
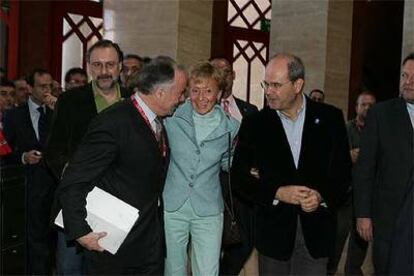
[163,62,239,276]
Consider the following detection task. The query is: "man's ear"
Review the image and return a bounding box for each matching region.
[294,78,304,94]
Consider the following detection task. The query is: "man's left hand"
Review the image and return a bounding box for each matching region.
[300,189,321,212]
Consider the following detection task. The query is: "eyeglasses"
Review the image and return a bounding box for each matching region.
[90,61,119,71]
[261,80,291,91]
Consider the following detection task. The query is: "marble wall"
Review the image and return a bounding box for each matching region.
[103,0,212,68]
[270,0,352,114]
[402,0,414,60]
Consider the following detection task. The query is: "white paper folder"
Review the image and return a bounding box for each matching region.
[55,186,139,254]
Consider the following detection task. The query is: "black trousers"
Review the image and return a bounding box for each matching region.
[25,172,55,275]
[84,252,164,275]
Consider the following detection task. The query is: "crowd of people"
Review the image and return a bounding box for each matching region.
[0,39,412,276]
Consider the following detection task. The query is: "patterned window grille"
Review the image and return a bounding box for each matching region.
[227,0,271,108]
[61,13,103,84]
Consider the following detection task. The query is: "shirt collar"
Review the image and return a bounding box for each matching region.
[28,96,43,112]
[276,93,307,121]
[133,93,157,124]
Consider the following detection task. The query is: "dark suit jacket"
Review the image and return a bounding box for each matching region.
[234,97,259,119]
[354,97,413,242]
[59,99,167,268]
[45,83,129,180]
[231,99,351,260]
[2,102,56,197]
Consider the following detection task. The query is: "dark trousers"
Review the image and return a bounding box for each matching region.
[25,176,55,275]
[327,195,368,275]
[259,220,328,275]
[344,227,368,275]
[372,239,390,275]
[220,196,255,275]
[84,252,164,275]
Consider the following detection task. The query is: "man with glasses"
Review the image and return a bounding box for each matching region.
[3,69,56,275]
[45,39,129,275]
[231,53,351,275]
[121,54,143,94]
[64,67,88,91]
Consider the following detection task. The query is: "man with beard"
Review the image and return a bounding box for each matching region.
[59,57,187,274]
[121,54,143,94]
[45,39,129,275]
[354,52,414,275]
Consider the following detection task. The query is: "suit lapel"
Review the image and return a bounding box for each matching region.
[297,100,319,171]
[265,107,297,171]
[22,104,39,144]
[392,98,414,163]
[125,99,162,158]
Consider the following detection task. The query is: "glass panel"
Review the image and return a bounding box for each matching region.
[68,13,83,25]
[253,21,261,30]
[245,45,255,60]
[261,48,267,60]
[232,0,250,10]
[230,15,248,28]
[265,9,271,20]
[79,22,91,38]
[90,16,103,28]
[63,18,71,36]
[233,42,240,57]
[255,0,271,14]
[253,42,264,51]
[250,56,265,108]
[227,1,237,21]
[238,40,248,49]
[244,3,259,27]
[61,33,83,85]
[233,53,248,101]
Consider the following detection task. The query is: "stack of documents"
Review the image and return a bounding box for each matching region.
[55,187,140,254]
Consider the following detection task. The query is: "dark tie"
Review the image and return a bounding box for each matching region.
[37,106,46,145]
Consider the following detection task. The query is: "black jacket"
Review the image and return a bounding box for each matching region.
[45,83,130,180]
[231,99,351,260]
[59,99,167,268]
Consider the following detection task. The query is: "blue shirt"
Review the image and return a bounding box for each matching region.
[276,94,306,169]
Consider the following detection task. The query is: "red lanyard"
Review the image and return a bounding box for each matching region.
[130,95,166,157]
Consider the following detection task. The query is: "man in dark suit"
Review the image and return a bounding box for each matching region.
[45,39,129,275]
[210,57,259,276]
[353,52,414,275]
[58,56,187,275]
[231,53,351,275]
[3,69,56,275]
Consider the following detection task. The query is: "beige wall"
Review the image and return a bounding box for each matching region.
[402,0,414,60]
[269,0,352,114]
[103,0,212,68]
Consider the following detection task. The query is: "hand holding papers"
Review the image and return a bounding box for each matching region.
[55,187,140,254]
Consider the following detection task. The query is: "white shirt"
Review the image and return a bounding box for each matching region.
[221,94,243,122]
[133,93,158,132]
[406,102,414,129]
[27,97,45,140]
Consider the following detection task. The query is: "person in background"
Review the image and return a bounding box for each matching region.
[14,77,30,106]
[309,89,325,103]
[163,61,239,276]
[64,67,88,91]
[45,39,129,276]
[0,80,16,112]
[3,69,56,275]
[121,54,143,93]
[210,57,259,276]
[327,90,376,275]
[353,52,414,275]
